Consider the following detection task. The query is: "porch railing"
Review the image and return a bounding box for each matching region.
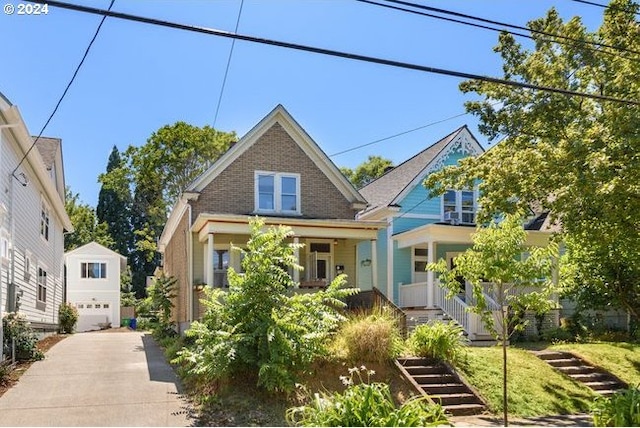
[434,281,497,340]
[399,281,427,308]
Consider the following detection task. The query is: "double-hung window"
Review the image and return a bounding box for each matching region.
[442,189,477,224]
[255,171,301,215]
[40,200,50,241]
[37,267,47,303]
[81,262,107,279]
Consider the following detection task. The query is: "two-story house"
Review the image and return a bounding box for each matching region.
[356,125,556,340]
[0,92,73,335]
[159,105,385,333]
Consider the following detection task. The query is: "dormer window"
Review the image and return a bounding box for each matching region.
[255,171,301,215]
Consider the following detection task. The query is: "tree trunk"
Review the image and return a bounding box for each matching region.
[502,304,509,427]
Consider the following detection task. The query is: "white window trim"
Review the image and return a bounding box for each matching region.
[254,171,301,215]
[37,264,48,304]
[441,188,478,224]
[80,261,108,279]
[411,245,428,284]
[40,197,51,242]
[24,250,32,282]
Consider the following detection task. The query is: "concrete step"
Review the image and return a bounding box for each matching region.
[428,392,481,406]
[583,380,626,391]
[556,365,596,375]
[545,358,583,367]
[403,365,448,375]
[413,373,456,384]
[534,351,572,361]
[571,372,610,382]
[443,403,486,416]
[420,383,469,395]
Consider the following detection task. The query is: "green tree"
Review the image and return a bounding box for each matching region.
[146,273,177,338]
[428,212,558,426]
[176,218,357,392]
[97,146,133,258]
[125,122,236,296]
[425,0,640,320]
[64,188,114,252]
[341,155,393,189]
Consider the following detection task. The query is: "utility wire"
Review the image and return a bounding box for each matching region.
[362,0,640,56]
[12,0,115,179]
[570,0,640,14]
[27,0,640,107]
[358,0,637,62]
[329,109,471,157]
[212,0,244,130]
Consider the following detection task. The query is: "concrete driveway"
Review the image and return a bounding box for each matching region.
[0,331,193,426]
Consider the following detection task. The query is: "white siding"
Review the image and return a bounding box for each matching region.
[0,127,66,329]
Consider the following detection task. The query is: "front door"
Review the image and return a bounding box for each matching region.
[447,252,466,301]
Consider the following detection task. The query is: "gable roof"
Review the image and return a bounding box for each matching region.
[358,125,483,216]
[187,104,367,207]
[64,241,127,269]
[34,137,60,168]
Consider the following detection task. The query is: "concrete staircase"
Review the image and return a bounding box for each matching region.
[533,350,627,396]
[395,357,485,416]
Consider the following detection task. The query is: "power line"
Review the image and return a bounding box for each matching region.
[569,0,640,14]
[27,0,640,108]
[12,0,116,179]
[362,0,640,57]
[329,109,471,157]
[212,0,244,130]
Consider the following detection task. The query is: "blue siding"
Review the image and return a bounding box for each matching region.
[393,217,432,234]
[376,228,388,296]
[399,185,440,216]
[393,244,412,302]
[356,240,372,290]
[436,243,472,262]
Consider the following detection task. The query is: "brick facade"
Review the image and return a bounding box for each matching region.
[163,208,190,326]
[191,122,358,220]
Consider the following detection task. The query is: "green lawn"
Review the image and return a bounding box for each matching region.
[457,346,595,417]
[455,342,640,418]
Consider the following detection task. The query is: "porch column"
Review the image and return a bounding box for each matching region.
[371,239,378,289]
[427,239,435,307]
[293,236,300,283]
[206,233,214,287]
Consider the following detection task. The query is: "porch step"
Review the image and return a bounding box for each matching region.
[532,351,627,396]
[395,358,486,416]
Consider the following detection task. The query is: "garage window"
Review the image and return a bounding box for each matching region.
[81,262,107,279]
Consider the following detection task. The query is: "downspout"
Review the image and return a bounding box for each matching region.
[187,203,193,325]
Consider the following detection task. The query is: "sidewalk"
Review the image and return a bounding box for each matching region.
[0,331,193,427]
[452,413,592,427]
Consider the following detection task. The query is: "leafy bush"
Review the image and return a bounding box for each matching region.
[2,312,44,361]
[541,326,575,343]
[332,307,403,363]
[175,218,357,393]
[407,321,468,367]
[592,386,640,426]
[286,366,449,427]
[58,303,79,334]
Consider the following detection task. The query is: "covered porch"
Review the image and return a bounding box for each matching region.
[189,213,384,318]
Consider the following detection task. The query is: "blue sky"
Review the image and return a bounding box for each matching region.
[0,0,605,207]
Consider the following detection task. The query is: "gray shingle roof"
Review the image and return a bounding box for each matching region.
[358,125,468,213]
[33,136,61,169]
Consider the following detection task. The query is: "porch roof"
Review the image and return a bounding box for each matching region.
[393,222,552,249]
[192,213,385,243]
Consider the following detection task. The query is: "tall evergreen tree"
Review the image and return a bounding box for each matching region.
[97,146,133,257]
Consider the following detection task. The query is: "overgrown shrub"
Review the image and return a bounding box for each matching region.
[332,307,403,363]
[58,303,79,334]
[541,326,575,343]
[407,321,468,367]
[2,312,44,361]
[592,386,640,426]
[174,218,357,393]
[286,366,449,427]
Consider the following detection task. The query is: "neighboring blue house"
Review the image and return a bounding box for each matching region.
[356,126,554,340]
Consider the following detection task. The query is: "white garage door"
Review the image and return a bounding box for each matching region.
[75,302,113,332]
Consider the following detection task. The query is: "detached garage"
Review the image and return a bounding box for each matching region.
[64,242,127,332]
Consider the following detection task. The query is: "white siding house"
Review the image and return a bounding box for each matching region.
[0,92,73,335]
[65,242,126,332]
